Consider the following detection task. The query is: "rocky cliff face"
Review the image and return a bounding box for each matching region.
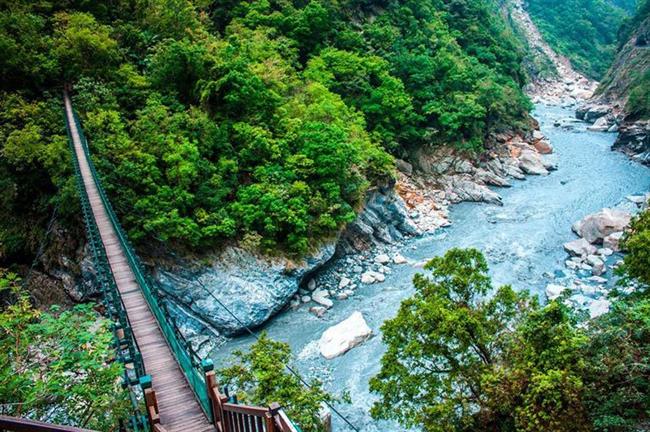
[579,15,650,164]
[22,223,99,307]
[155,183,418,336]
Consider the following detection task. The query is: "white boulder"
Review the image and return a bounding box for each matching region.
[589,299,611,319]
[587,116,610,132]
[319,312,372,359]
[393,254,407,264]
[312,289,333,309]
[563,238,597,257]
[546,284,568,301]
[374,254,391,264]
[603,231,624,251]
[338,277,351,289]
[572,209,631,244]
[361,271,385,284]
[361,271,376,284]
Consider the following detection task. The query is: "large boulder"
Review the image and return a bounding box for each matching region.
[587,116,612,132]
[156,244,336,335]
[319,312,372,359]
[546,284,568,301]
[518,149,549,175]
[576,104,610,122]
[572,209,632,244]
[563,238,597,257]
[603,231,624,251]
[443,175,503,205]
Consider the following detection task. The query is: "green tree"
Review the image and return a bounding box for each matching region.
[219,333,337,432]
[52,12,120,81]
[369,248,535,431]
[582,299,650,430]
[370,248,597,432]
[0,271,130,430]
[620,209,650,288]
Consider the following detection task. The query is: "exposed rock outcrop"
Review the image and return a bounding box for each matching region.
[612,120,650,165]
[581,15,650,164]
[24,223,99,307]
[337,185,419,254]
[156,244,337,335]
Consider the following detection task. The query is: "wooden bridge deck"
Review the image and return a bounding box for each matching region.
[64,94,215,432]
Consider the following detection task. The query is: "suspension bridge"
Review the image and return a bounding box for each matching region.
[0,90,302,432]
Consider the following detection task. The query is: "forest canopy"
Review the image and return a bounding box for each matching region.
[0,0,531,259]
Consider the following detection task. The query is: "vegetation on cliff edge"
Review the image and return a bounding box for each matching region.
[0,0,531,261]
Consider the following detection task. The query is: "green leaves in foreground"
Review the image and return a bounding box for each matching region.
[620,209,650,287]
[370,247,650,432]
[219,333,339,432]
[0,271,129,430]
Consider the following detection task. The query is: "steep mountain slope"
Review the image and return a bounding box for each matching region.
[596,1,650,117]
[524,0,635,78]
[508,0,598,103]
[584,0,650,164]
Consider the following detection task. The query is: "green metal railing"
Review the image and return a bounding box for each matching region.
[65,103,212,421]
[64,106,147,431]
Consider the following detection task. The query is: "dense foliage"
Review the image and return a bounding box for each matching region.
[620,209,650,287]
[371,248,650,431]
[0,0,531,259]
[219,333,336,432]
[525,0,634,78]
[0,271,129,430]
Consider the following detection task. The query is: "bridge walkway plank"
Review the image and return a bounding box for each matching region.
[64,93,215,432]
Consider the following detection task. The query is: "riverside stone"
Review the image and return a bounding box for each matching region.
[310,306,327,318]
[534,139,554,154]
[319,312,372,359]
[518,149,549,175]
[312,289,333,309]
[338,277,351,289]
[563,238,597,256]
[572,209,631,244]
[546,284,568,300]
[393,254,407,264]
[374,254,390,264]
[603,231,624,251]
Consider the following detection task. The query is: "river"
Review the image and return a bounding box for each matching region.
[212,104,650,431]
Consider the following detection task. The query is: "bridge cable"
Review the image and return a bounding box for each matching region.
[20,202,60,290]
[192,278,361,432]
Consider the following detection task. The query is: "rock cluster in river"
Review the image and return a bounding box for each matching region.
[550,195,649,318]
[295,130,557,319]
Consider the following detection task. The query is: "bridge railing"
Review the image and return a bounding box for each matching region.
[203,362,303,432]
[64,104,147,431]
[67,94,302,432]
[0,415,98,432]
[67,107,212,420]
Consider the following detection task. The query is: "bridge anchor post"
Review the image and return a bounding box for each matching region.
[140,375,161,428]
